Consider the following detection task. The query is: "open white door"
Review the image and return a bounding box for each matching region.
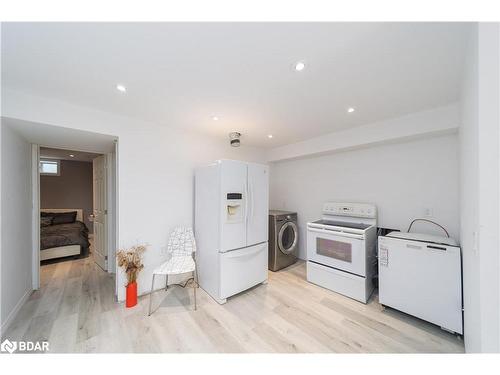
[93,155,108,271]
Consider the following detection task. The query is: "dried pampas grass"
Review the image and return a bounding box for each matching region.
[116,244,147,285]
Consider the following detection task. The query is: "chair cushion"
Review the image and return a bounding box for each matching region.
[154,255,195,275]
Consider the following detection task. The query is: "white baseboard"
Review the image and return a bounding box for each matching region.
[0,288,32,337]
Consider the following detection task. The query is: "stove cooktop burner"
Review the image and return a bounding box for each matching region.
[311,219,372,230]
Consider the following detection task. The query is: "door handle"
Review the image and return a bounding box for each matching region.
[249,182,253,221]
[244,185,248,225]
[427,245,446,251]
[224,246,263,258]
[307,227,364,240]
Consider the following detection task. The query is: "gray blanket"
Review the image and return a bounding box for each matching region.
[41,221,90,251]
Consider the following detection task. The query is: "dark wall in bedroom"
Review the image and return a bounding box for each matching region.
[40,160,93,233]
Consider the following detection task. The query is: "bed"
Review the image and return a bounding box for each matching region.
[40,208,90,261]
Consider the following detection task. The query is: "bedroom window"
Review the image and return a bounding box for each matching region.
[39,159,60,176]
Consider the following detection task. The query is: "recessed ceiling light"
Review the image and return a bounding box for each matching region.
[212,116,219,121]
[116,84,127,93]
[347,107,355,113]
[295,61,306,71]
[267,134,273,139]
[69,154,75,158]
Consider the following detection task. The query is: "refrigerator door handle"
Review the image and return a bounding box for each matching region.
[249,181,253,222]
[244,182,249,226]
[223,245,264,258]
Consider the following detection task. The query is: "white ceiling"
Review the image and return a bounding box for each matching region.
[40,147,102,162]
[1,23,470,148]
[2,117,117,153]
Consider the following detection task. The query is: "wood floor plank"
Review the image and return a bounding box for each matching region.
[261,312,333,353]
[48,313,79,353]
[272,300,377,353]
[321,297,439,352]
[252,322,302,353]
[200,294,275,353]
[188,303,246,353]
[22,311,56,345]
[57,277,83,318]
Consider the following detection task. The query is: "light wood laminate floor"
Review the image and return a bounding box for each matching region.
[3,257,464,353]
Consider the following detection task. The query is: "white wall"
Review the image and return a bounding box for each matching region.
[116,126,266,299]
[460,23,481,352]
[477,23,500,353]
[267,104,459,162]
[1,88,265,301]
[460,23,500,353]
[0,123,32,333]
[270,134,460,260]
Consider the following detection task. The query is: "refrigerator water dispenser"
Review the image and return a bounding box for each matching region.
[226,192,244,223]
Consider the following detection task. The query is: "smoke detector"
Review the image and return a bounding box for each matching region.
[229,132,241,147]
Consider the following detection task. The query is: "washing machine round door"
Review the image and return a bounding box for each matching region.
[278,221,298,255]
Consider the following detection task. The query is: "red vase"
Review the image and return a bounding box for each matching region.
[126,281,138,308]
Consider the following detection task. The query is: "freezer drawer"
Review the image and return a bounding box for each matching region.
[219,242,268,299]
[378,236,463,334]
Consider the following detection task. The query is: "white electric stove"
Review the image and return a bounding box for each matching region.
[306,202,377,303]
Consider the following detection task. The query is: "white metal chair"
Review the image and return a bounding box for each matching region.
[148,226,198,316]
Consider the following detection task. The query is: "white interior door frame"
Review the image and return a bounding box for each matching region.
[112,140,119,298]
[31,142,119,294]
[31,144,40,290]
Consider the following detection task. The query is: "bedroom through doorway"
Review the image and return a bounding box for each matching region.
[40,148,99,265]
[28,129,118,302]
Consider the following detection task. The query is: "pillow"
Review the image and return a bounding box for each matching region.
[50,211,77,225]
[40,216,53,227]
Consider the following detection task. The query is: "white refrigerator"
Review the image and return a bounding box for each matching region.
[195,160,269,304]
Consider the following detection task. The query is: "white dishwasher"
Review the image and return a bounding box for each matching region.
[378,231,463,334]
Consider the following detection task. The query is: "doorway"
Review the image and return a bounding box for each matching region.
[32,141,118,296]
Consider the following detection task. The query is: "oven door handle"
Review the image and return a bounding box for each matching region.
[307,227,365,240]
